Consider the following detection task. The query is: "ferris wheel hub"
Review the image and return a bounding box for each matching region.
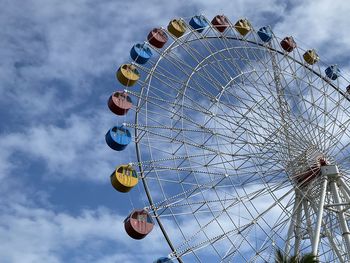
[288,149,328,188]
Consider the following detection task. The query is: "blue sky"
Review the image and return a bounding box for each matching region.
[2,0,350,262]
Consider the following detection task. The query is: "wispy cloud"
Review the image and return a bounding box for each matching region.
[0,203,169,263]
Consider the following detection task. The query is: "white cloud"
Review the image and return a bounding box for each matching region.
[0,203,169,263]
[274,1,350,63]
[0,110,132,182]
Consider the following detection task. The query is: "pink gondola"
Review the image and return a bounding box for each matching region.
[280,36,296,52]
[211,15,229,33]
[148,28,168,48]
[124,209,155,239]
[108,91,132,116]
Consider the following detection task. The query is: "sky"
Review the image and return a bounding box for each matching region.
[2,0,350,262]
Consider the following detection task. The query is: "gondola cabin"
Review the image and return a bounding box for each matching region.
[234,19,251,36]
[168,19,187,38]
[154,257,174,263]
[257,26,273,42]
[303,49,319,65]
[280,36,296,52]
[130,43,152,64]
[116,64,140,87]
[346,85,350,94]
[110,165,138,192]
[189,15,209,33]
[325,65,340,80]
[124,209,154,239]
[108,91,132,116]
[105,126,131,151]
[211,15,229,33]
[148,28,168,48]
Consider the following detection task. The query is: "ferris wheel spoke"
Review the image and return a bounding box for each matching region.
[187,43,234,85]
[136,61,188,87]
[255,197,298,257]
[213,74,308,151]
[180,29,247,84]
[287,94,345,154]
[143,50,233,104]
[155,178,290,225]
[267,57,322,149]
[136,84,276,142]
[137,99,219,139]
[131,90,213,117]
[262,42,332,149]
[324,119,350,159]
[174,184,295,258]
[135,96,298,160]
[209,92,283,140]
[219,99,306,165]
[166,37,236,92]
[256,190,320,258]
[142,157,286,183]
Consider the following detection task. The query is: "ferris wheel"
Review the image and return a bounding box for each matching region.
[105,14,350,263]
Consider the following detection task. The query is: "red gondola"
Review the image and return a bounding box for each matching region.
[148,28,168,48]
[108,91,132,116]
[280,36,296,52]
[124,209,154,239]
[211,15,229,33]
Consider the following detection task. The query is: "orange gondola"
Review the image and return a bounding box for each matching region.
[110,165,138,193]
[124,209,154,239]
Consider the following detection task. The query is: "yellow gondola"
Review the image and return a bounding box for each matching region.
[234,18,251,36]
[168,19,186,38]
[116,64,140,87]
[110,165,138,192]
[303,49,319,65]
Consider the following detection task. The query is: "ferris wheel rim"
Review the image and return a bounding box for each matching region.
[128,17,350,262]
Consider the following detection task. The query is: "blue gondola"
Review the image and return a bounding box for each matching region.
[257,26,273,42]
[105,126,131,151]
[325,65,340,80]
[189,15,208,33]
[153,257,174,263]
[346,85,350,94]
[130,43,153,64]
